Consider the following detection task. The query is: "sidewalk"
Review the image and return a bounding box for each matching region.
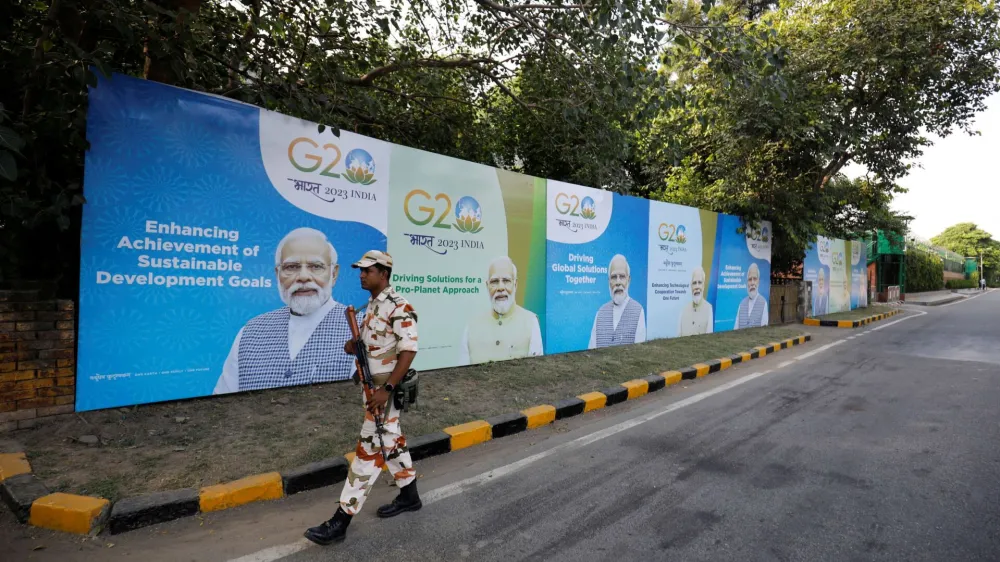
[905,289,977,306]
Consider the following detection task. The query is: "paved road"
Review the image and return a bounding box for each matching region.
[281,297,1000,562]
[4,294,999,561]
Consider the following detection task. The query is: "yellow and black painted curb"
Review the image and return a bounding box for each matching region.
[0,452,111,535]
[803,309,901,328]
[3,334,812,536]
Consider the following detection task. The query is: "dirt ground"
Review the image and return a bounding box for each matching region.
[8,326,804,502]
[816,305,895,321]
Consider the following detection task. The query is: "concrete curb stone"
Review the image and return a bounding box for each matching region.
[1,473,50,523]
[408,431,451,461]
[281,457,350,496]
[600,385,629,406]
[642,374,666,393]
[552,398,586,420]
[485,412,528,438]
[107,488,200,535]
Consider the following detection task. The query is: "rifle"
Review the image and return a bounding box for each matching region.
[345,305,388,463]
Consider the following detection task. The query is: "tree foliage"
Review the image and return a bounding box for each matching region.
[639,0,1000,272]
[931,222,1000,270]
[3,0,1000,293]
[2,0,760,289]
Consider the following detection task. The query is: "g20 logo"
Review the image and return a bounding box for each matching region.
[555,193,597,220]
[403,190,483,233]
[746,225,770,243]
[658,223,687,244]
[287,137,376,185]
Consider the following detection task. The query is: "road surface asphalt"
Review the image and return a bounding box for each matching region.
[4,292,999,562]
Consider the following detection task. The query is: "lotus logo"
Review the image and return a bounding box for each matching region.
[343,149,376,185]
[676,226,687,244]
[580,197,597,220]
[453,196,484,233]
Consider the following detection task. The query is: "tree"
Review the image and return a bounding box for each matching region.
[639,0,1000,272]
[4,0,784,292]
[5,0,1000,292]
[931,223,1000,271]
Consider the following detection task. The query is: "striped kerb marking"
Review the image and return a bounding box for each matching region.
[199,473,283,513]
[577,392,607,412]
[661,371,683,386]
[0,453,31,482]
[521,405,557,429]
[621,379,650,400]
[30,493,110,535]
[444,420,492,451]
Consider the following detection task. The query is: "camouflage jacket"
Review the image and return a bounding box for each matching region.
[361,286,418,381]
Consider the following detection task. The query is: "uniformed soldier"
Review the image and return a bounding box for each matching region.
[304,250,421,546]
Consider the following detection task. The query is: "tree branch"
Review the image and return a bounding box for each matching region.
[473,66,541,112]
[814,151,852,191]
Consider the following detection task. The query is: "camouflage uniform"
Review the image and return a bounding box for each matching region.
[339,285,418,515]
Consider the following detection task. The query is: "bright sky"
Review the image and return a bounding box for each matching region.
[845,92,1000,241]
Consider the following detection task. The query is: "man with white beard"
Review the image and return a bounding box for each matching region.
[734,262,768,329]
[589,254,646,348]
[213,227,352,394]
[678,266,714,336]
[814,269,829,316]
[458,256,543,365]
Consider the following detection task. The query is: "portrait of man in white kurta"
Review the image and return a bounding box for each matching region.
[678,266,714,336]
[459,256,543,365]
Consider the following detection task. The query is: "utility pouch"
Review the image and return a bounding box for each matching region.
[393,369,419,411]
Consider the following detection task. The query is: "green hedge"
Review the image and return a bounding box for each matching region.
[946,279,978,289]
[906,248,944,292]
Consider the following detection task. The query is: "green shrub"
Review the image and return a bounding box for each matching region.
[905,248,944,292]
[946,279,977,289]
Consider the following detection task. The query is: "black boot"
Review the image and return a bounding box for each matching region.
[303,507,352,545]
[376,480,422,518]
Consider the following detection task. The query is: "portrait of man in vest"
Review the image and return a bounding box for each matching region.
[589,254,646,348]
[458,256,543,365]
[213,227,353,394]
[734,262,768,329]
[814,268,829,316]
[678,266,713,336]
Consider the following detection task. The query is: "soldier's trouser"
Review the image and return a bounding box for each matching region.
[338,390,416,515]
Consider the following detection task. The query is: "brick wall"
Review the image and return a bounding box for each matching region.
[0,288,76,432]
